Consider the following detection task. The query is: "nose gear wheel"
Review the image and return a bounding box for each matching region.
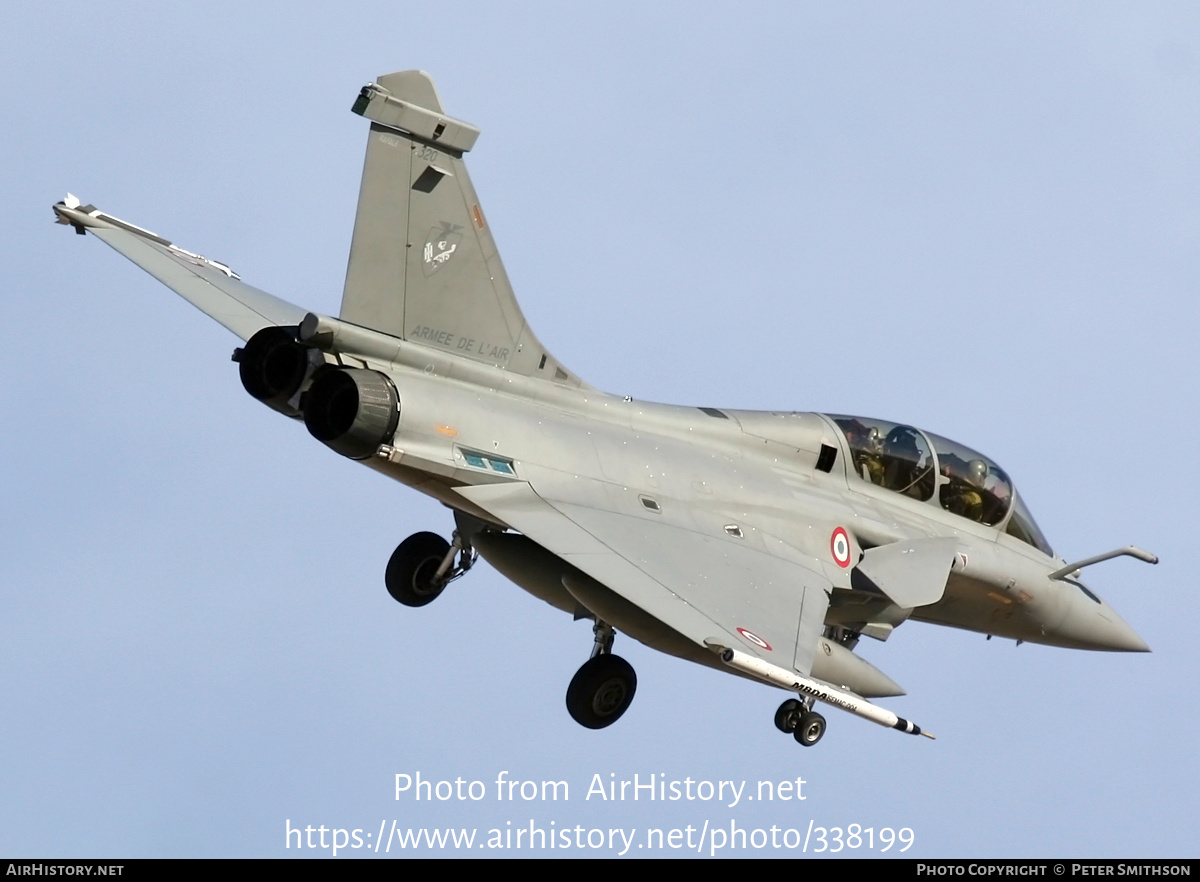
[774,696,827,747]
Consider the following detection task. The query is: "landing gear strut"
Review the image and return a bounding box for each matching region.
[565,620,637,729]
[385,529,477,607]
[774,696,827,747]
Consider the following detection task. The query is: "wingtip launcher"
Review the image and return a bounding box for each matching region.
[52,194,240,280]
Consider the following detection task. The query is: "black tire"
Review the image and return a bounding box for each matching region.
[793,710,827,747]
[774,698,803,733]
[565,654,637,730]
[385,532,451,607]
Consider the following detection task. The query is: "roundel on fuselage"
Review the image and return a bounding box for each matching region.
[831,527,852,568]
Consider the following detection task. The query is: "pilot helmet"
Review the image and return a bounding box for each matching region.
[865,426,884,452]
[884,425,919,456]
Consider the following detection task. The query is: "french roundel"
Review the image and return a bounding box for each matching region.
[737,627,772,651]
[830,527,852,568]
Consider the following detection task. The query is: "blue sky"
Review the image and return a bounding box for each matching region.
[2,2,1196,858]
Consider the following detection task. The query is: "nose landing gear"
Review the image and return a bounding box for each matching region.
[565,620,637,729]
[385,529,477,607]
[774,697,827,747]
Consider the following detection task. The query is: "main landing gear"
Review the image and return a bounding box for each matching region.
[774,697,827,747]
[565,620,637,730]
[385,529,477,607]
[382,523,638,731]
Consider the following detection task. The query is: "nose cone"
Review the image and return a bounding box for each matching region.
[1055,585,1150,652]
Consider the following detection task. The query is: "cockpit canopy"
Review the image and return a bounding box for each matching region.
[828,415,1053,556]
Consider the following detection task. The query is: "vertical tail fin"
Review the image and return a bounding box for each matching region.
[339,70,581,386]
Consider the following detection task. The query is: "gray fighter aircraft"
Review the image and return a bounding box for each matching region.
[54,70,1155,747]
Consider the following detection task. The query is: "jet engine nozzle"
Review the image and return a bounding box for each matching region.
[303,367,400,460]
[235,326,310,417]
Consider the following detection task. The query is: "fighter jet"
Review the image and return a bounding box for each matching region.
[54,70,1155,747]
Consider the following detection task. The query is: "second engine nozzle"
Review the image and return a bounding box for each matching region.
[303,367,400,460]
[235,326,309,417]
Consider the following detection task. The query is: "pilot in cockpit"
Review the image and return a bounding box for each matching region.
[940,454,988,522]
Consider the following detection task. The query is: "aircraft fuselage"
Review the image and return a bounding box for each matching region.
[296,312,1146,658]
